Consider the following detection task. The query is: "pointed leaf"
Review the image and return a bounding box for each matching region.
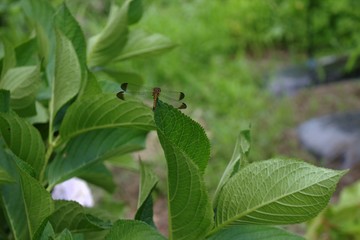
[0,37,16,78]
[0,89,10,113]
[154,100,213,240]
[114,30,176,62]
[207,225,304,240]
[215,159,346,228]
[55,229,73,240]
[105,220,166,240]
[48,128,147,188]
[33,222,55,240]
[0,66,40,116]
[0,112,45,177]
[127,0,142,25]
[48,200,111,233]
[214,129,251,206]
[0,137,54,240]
[59,94,155,142]
[15,38,38,66]
[49,30,81,124]
[87,2,129,67]
[135,161,158,226]
[0,166,14,184]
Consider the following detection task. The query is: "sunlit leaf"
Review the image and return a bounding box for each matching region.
[0,37,16,78]
[59,94,155,142]
[215,159,346,227]
[154,100,213,240]
[0,112,45,177]
[114,30,176,62]
[0,66,40,117]
[105,220,166,240]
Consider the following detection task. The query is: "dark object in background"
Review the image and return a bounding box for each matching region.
[268,55,360,96]
[297,112,360,169]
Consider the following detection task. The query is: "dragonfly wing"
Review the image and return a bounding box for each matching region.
[116,91,126,100]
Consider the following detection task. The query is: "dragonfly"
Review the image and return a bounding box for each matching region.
[116,83,187,110]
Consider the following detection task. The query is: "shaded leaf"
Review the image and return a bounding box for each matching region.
[15,38,38,66]
[0,137,54,240]
[154,100,213,240]
[134,161,158,226]
[207,225,304,240]
[0,37,16,78]
[48,128,147,188]
[79,163,116,193]
[0,89,10,113]
[0,66,40,117]
[33,221,55,240]
[0,112,45,177]
[215,159,346,227]
[59,94,155,142]
[0,166,14,184]
[48,200,111,233]
[114,30,176,62]
[128,0,142,25]
[105,220,166,240]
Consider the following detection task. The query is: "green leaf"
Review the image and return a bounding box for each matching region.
[49,30,81,124]
[59,94,155,142]
[128,0,143,25]
[105,220,166,240]
[87,2,130,67]
[0,66,40,117]
[0,137,54,240]
[48,128,147,188]
[214,159,346,228]
[0,37,16,78]
[0,89,10,113]
[154,100,213,240]
[78,71,102,99]
[54,3,87,81]
[114,30,176,62]
[48,200,111,233]
[79,163,116,193]
[0,166,14,184]
[134,161,158,226]
[207,225,304,240]
[213,129,251,206]
[15,38,38,66]
[101,69,144,86]
[33,221,55,240]
[27,101,49,124]
[55,229,73,240]
[0,112,45,177]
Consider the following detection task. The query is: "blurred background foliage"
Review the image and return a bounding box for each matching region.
[1,0,360,188]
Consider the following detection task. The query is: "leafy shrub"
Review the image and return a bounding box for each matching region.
[0,0,347,239]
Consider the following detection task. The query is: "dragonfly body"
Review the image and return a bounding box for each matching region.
[117,83,187,110]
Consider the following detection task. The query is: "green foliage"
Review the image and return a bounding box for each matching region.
[0,0,348,239]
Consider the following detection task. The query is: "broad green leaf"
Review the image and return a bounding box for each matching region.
[0,137,54,240]
[134,161,158,226]
[78,71,102,99]
[59,94,155,142]
[0,166,14,184]
[0,112,45,177]
[0,89,10,113]
[49,30,81,123]
[48,200,111,233]
[27,101,49,124]
[114,30,176,62]
[213,129,251,206]
[207,225,304,240]
[0,66,40,116]
[79,163,116,193]
[0,37,16,78]
[215,159,346,228]
[55,229,73,240]
[154,100,213,240]
[105,220,166,240]
[48,128,147,188]
[54,3,87,81]
[87,2,129,67]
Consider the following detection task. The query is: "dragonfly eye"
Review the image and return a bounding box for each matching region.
[120,83,128,91]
